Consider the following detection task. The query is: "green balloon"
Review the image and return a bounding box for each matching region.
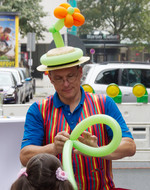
[70,114,122,157]
[62,114,122,189]
[62,140,78,190]
[52,31,64,48]
[54,19,65,31]
[49,19,65,48]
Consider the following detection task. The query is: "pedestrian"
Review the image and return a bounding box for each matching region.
[11,153,74,190]
[20,3,136,190]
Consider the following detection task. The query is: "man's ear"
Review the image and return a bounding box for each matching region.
[48,72,53,83]
[79,66,83,78]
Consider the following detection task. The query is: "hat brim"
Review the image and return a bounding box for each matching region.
[37,56,90,71]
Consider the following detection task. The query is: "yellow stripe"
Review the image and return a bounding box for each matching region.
[104,160,109,189]
[15,16,19,67]
[42,100,46,120]
[84,102,89,118]
[65,122,69,132]
[51,109,58,142]
[93,158,99,189]
[93,95,101,114]
[79,155,85,189]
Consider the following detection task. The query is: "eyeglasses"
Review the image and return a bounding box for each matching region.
[51,70,79,85]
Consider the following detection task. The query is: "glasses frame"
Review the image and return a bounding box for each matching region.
[51,68,79,86]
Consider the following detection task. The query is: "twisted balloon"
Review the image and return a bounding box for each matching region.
[62,114,122,190]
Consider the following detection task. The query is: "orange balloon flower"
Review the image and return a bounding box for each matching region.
[54,3,85,28]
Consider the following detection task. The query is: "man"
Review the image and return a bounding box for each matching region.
[20,46,136,190]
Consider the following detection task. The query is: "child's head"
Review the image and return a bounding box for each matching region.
[4,27,11,34]
[11,153,74,190]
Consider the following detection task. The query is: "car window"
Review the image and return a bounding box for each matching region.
[121,69,150,88]
[21,69,26,79]
[18,70,24,80]
[95,69,119,85]
[81,65,91,83]
[0,73,14,86]
[141,69,150,88]
[10,70,20,83]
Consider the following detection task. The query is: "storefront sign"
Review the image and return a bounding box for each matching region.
[87,34,120,41]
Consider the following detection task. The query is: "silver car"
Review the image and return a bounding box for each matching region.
[0,67,25,103]
[81,63,150,102]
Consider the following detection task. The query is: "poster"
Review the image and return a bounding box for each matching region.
[0,13,19,67]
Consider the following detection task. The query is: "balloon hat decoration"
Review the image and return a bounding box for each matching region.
[62,115,122,190]
[37,3,90,72]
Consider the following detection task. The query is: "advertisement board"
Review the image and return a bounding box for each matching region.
[0,12,19,67]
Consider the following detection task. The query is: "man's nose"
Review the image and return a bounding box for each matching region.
[63,78,70,86]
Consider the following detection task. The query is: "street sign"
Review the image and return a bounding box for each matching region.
[27,32,36,52]
[90,48,95,54]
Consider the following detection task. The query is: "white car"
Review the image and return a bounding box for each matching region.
[81,63,150,102]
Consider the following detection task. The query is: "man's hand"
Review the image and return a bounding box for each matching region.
[53,131,70,155]
[74,131,98,155]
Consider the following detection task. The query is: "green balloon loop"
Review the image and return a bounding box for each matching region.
[63,114,122,189]
[70,114,122,156]
[62,140,78,190]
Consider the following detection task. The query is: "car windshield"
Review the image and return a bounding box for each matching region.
[0,73,13,86]
[10,70,20,83]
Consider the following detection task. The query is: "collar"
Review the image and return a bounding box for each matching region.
[53,86,85,108]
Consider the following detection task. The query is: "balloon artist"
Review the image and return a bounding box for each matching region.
[20,3,136,190]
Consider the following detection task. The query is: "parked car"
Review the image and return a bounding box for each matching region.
[0,67,26,103]
[81,62,150,102]
[0,71,22,104]
[16,67,34,102]
[20,67,34,99]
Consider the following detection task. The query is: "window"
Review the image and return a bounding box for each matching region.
[81,65,91,84]
[95,69,119,84]
[121,69,150,88]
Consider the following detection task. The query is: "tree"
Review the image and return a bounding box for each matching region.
[0,0,48,39]
[77,0,150,45]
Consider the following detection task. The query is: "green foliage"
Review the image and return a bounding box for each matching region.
[0,0,48,40]
[77,0,150,45]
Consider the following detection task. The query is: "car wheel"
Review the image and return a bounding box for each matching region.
[26,95,30,102]
[30,92,33,99]
[22,98,26,104]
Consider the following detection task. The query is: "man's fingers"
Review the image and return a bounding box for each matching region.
[55,131,70,143]
[82,131,92,139]
[58,131,70,138]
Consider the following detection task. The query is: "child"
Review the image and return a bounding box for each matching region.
[10,153,74,190]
